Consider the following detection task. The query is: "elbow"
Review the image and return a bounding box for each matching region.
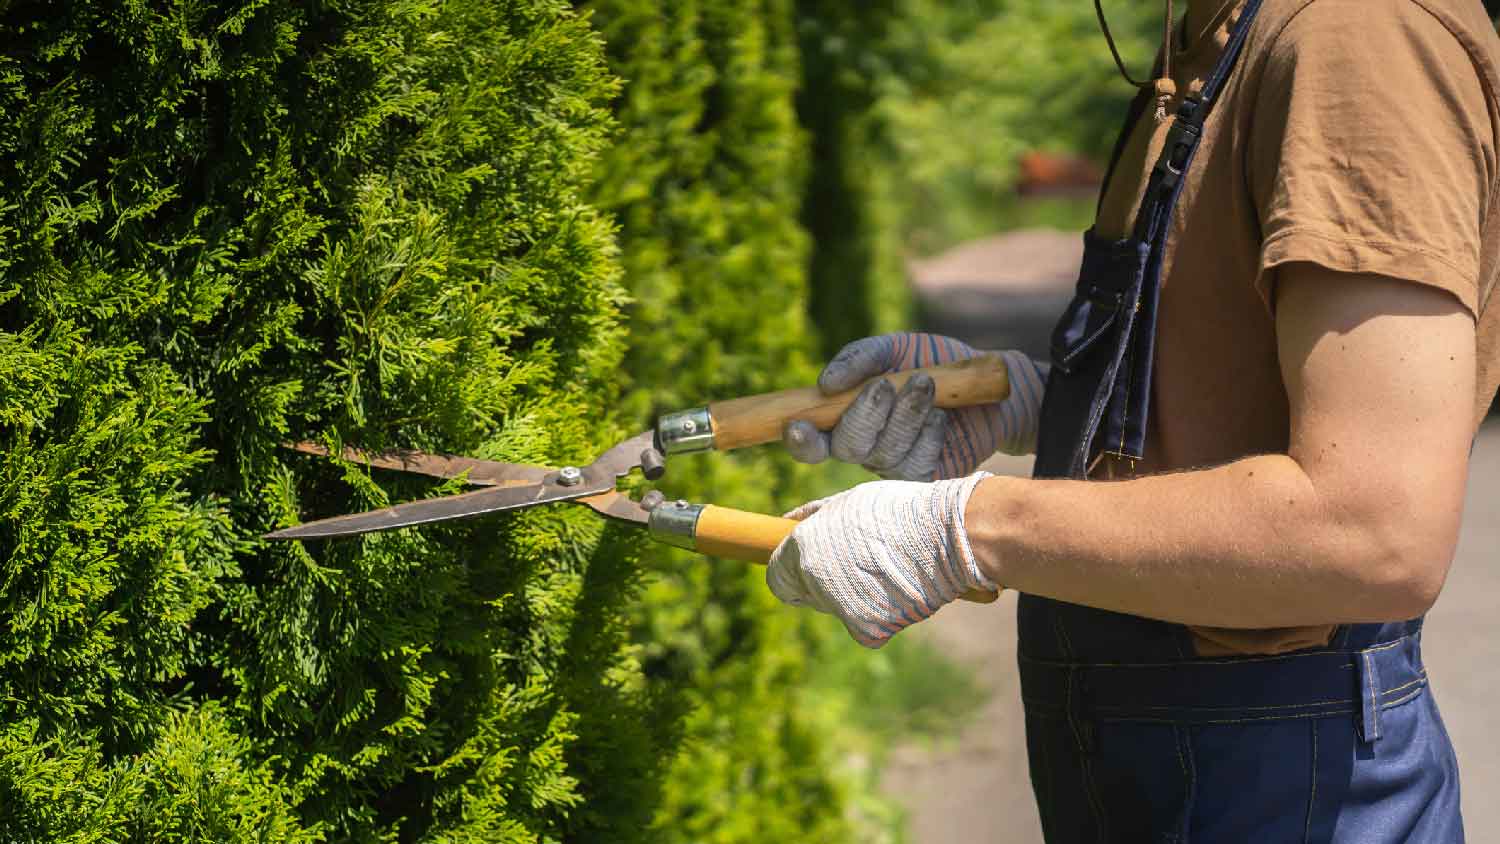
[1364,550,1446,620]
[1347,519,1455,622]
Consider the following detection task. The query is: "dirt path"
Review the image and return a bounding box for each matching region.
[880,426,1500,842]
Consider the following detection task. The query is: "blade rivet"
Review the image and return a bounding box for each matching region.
[640,448,667,481]
[558,466,583,486]
[681,419,697,434]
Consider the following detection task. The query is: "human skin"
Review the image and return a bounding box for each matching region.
[965,263,1477,628]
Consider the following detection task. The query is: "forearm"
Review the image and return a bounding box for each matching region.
[966,454,1456,629]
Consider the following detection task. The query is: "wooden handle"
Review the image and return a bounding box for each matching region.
[691,505,999,604]
[693,504,799,562]
[706,354,1011,452]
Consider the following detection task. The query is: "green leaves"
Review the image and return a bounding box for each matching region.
[1,1,634,840]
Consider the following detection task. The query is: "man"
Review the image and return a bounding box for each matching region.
[769,0,1500,840]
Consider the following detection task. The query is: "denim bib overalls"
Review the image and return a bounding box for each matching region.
[1020,1,1464,839]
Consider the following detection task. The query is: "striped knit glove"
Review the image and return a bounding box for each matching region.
[783,333,1048,480]
[767,472,996,649]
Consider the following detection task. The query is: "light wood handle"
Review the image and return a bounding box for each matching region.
[706,354,1011,452]
[691,505,999,604]
[693,504,798,562]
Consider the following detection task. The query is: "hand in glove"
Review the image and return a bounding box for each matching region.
[782,333,1048,480]
[766,473,997,648]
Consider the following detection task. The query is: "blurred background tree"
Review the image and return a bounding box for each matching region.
[798,0,1157,353]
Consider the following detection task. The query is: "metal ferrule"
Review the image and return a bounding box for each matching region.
[657,407,715,454]
[647,499,704,550]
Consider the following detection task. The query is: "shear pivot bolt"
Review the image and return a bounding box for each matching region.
[640,448,667,481]
[558,466,583,486]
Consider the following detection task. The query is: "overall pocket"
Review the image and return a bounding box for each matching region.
[1033,232,1150,479]
[1048,232,1145,374]
[1049,281,1123,375]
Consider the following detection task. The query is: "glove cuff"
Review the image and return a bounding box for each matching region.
[995,350,1048,457]
[944,471,998,593]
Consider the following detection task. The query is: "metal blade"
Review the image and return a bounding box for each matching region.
[264,473,613,540]
[587,430,657,478]
[575,490,650,526]
[286,441,548,487]
[268,432,661,541]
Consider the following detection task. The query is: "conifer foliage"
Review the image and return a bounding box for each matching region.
[0,1,666,839]
[0,0,921,837]
[586,1,865,840]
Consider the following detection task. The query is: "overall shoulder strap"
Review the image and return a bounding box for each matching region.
[1132,0,1266,243]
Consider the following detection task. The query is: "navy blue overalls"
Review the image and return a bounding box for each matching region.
[1022,1,1464,840]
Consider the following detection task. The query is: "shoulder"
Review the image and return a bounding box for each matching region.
[1248,0,1500,83]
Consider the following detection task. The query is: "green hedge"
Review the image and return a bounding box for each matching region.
[0,0,911,840]
[795,1,912,354]
[586,1,875,840]
[0,0,671,839]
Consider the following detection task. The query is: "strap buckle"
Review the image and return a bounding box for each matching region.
[1154,97,1205,192]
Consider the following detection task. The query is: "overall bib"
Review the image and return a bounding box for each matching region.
[1022,1,1464,840]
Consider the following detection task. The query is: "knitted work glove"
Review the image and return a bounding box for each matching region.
[766,472,997,648]
[783,333,1048,480]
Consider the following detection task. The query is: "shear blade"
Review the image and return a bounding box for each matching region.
[267,431,659,541]
[286,441,549,487]
[265,477,611,540]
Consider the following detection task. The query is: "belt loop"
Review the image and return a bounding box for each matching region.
[1354,647,1383,744]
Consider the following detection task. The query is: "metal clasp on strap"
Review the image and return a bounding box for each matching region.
[1154,97,1204,193]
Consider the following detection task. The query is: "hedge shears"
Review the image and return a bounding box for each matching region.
[266,356,1011,603]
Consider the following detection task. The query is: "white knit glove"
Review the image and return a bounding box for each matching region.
[767,472,997,648]
[783,333,1049,481]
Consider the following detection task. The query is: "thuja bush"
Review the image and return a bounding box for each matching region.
[0,0,689,840]
[795,0,913,355]
[585,1,872,840]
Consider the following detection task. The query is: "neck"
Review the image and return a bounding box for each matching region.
[1185,0,1233,47]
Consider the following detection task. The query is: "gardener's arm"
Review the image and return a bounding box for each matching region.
[968,265,1476,628]
[766,266,1477,647]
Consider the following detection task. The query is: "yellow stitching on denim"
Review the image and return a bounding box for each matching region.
[1380,687,1425,710]
[1380,674,1427,699]
[1028,678,1426,715]
[1096,709,1357,726]
[1170,726,1193,843]
[1019,641,1407,670]
[1080,754,1111,844]
[1182,726,1198,843]
[1304,720,1318,844]
[1092,698,1357,712]
[1065,670,1089,753]
[1363,651,1380,740]
[1174,725,1187,779]
[1054,614,1078,660]
[1080,689,1428,726]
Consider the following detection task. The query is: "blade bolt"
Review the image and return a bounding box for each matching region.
[558,466,583,486]
[640,448,667,481]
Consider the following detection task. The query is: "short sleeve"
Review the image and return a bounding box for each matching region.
[1249,0,1496,315]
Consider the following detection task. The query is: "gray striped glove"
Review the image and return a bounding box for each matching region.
[767,472,997,648]
[783,333,1048,481]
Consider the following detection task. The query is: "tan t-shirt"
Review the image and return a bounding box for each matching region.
[1093,0,1500,655]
